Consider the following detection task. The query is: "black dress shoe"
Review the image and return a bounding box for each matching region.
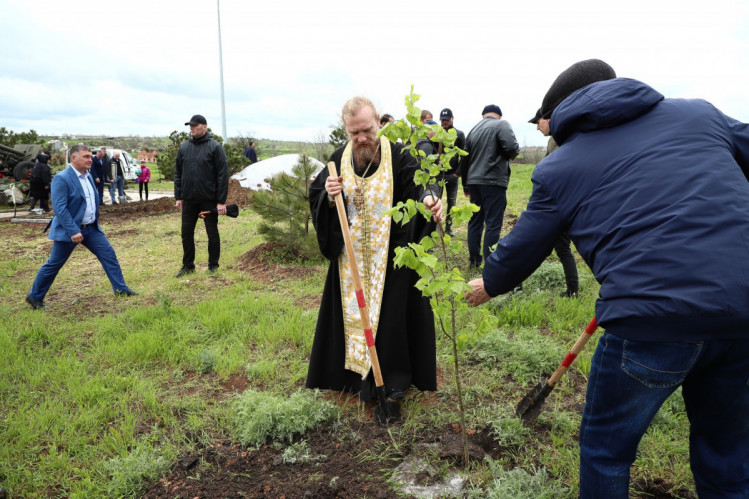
[115,289,139,297]
[174,267,195,278]
[207,265,219,274]
[25,295,45,310]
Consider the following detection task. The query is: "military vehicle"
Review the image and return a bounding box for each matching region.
[0,143,43,181]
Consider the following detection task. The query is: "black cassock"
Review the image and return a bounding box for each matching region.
[306,142,437,401]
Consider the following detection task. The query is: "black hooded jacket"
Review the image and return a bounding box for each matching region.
[174,132,229,203]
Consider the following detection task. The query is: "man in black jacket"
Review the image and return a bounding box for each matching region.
[106,152,126,204]
[91,150,105,205]
[439,108,465,236]
[463,104,520,268]
[174,114,229,277]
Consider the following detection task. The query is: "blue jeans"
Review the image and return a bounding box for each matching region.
[466,184,507,267]
[109,176,124,203]
[580,331,749,498]
[29,225,130,300]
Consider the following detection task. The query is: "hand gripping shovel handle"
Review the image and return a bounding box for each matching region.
[326,162,398,423]
[516,316,598,424]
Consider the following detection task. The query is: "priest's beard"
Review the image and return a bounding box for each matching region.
[353,139,380,172]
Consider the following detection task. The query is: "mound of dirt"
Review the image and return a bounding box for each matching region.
[143,419,500,499]
[234,241,320,285]
[225,178,253,208]
[99,197,174,219]
[98,179,253,222]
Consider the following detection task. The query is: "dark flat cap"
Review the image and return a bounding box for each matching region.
[541,59,616,118]
[482,104,502,116]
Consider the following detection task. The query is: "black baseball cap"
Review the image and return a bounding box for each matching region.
[185,114,207,126]
[529,108,542,124]
[440,108,453,120]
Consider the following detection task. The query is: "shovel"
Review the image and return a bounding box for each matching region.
[327,161,400,424]
[516,316,598,425]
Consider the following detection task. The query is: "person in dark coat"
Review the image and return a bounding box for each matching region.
[528,108,579,297]
[438,108,466,237]
[466,59,749,498]
[306,96,443,402]
[91,150,105,205]
[173,114,229,276]
[462,104,520,268]
[242,141,258,163]
[106,152,126,204]
[28,153,52,213]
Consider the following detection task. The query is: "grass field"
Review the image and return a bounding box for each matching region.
[0,164,695,497]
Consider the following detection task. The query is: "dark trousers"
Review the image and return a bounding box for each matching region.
[29,225,129,300]
[139,182,148,200]
[181,201,220,269]
[96,181,104,206]
[467,184,507,267]
[443,175,459,228]
[28,196,50,212]
[554,232,578,293]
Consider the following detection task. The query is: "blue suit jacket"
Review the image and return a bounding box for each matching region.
[48,166,102,242]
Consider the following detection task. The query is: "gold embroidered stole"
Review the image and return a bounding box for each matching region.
[339,136,394,378]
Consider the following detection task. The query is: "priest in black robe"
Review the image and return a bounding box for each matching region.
[306,96,442,402]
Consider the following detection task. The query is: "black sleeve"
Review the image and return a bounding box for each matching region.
[214,142,229,204]
[174,145,183,200]
[310,148,345,261]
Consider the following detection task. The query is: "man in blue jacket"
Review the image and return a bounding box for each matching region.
[26,144,137,309]
[466,59,749,498]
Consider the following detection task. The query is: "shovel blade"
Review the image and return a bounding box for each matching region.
[373,385,400,424]
[516,381,553,425]
[374,401,401,424]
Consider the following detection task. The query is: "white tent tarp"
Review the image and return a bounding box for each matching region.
[231,154,325,191]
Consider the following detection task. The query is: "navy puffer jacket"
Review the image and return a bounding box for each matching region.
[482,78,749,341]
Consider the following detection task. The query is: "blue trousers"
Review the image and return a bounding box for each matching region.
[109,176,124,203]
[580,331,749,498]
[466,184,507,267]
[29,225,130,300]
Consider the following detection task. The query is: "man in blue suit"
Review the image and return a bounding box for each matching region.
[26,144,137,310]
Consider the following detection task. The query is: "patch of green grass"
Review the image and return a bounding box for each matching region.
[466,327,566,384]
[230,390,340,449]
[473,461,572,498]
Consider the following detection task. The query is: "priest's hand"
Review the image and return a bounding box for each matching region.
[326,175,343,198]
[465,278,491,306]
[423,195,443,222]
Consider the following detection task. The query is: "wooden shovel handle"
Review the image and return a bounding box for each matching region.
[327,162,386,387]
[547,316,598,386]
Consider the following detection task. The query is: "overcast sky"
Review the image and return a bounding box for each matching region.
[2,0,748,147]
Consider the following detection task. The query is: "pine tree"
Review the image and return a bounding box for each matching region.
[250,154,320,260]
